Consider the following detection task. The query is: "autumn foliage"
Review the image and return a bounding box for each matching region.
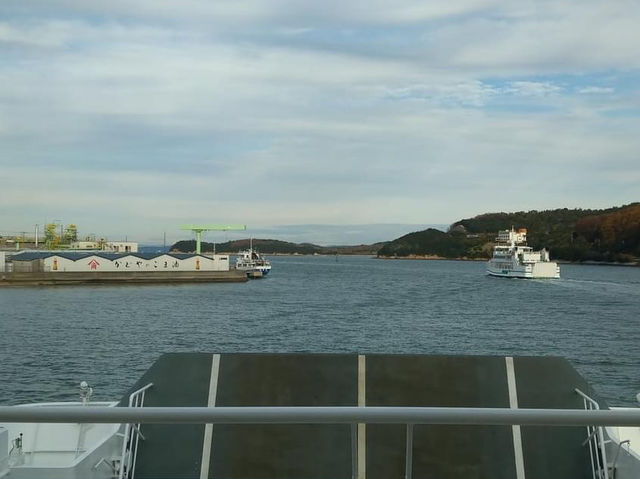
[380,203,639,263]
[573,204,640,259]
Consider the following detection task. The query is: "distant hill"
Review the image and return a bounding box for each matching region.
[376,228,492,259]
[170,238,385,255]
[378,203,640,263]
[170,204,639,262]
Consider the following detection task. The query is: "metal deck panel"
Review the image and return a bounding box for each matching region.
[365,355,515,479]
[121,353,213,479]
[210,353,357,479]
[121,353,599,479]
[514,356,594,479]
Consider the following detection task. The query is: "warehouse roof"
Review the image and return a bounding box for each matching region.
[10,252,220,262]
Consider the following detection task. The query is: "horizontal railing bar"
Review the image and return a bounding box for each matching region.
[2,406,640,426]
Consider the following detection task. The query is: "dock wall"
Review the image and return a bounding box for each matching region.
[0,270,247,286]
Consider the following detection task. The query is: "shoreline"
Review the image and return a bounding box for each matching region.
[173,251,639,267]
[375,256,639,266]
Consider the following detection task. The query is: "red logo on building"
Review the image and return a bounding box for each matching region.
[88,259,100,270]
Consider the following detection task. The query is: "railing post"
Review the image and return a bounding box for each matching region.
[405,423,413,479]
[351,423,357,479]
[576,389,609,479]
[118,383,153,479]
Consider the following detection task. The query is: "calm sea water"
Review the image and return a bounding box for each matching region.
[0,256,639,406]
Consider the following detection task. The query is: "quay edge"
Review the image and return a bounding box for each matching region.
[0,270,248,286]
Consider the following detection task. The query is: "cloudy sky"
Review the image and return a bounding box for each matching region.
[1,1,639,244]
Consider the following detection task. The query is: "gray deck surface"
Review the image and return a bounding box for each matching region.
[514,356,594,479]
[121,353,597,479]
[211,354,356,479]
[121,353,212,478]
[366,355,514,479]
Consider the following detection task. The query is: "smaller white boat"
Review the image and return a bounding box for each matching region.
[235,240,271,276]
[487,227,560,278]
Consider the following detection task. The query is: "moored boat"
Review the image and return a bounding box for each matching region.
[235,240,271,276]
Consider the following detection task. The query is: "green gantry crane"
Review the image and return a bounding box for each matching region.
[180,224,246,254]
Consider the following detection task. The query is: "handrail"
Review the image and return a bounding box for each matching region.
[118,383,153,479]
[2,406,640,426]
[576,388,601,408]
[126,384,154,406]
[576,388,609,479]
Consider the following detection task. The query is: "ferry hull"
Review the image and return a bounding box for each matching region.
[486,263,560,279]
[236,266,271,276]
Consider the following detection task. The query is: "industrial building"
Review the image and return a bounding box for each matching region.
[9,252,229,273]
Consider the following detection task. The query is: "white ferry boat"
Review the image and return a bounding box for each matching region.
[235,240,271,276]
[487,227,560,278]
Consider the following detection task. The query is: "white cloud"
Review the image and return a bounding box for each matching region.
[501,81,563,97]
[385,81,498,106]
[1,0,505,28]
[1,3,639,240]
[578,86,614,95]
[437,2,640,73]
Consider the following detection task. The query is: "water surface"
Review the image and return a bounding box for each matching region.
[1,256,638,406]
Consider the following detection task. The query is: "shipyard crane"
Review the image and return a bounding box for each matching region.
[180,224,246,254]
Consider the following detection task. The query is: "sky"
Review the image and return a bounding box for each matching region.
[1,1,639,245]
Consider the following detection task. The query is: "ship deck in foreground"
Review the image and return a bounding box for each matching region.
[2,353,639,478]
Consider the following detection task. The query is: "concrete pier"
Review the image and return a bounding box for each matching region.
[0,270,247,286]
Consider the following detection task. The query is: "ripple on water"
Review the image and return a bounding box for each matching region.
[0,258,638,405]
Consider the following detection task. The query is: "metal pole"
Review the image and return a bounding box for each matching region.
[2,406,640,426]
[35,225,38,248]
[351,423,357,479]
[196,231,202,254]
[405,424,413,479]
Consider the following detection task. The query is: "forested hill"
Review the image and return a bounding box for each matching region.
[378,203,640,263]
[375,228,493,259]
[172,239,320,255]
[170,239,385,255]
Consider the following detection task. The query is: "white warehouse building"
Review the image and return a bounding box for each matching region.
[10,252,229,273]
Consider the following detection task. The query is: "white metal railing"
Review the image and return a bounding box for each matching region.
[2,406,640,426]
[2,404,640,479]
[576,388,610,479]
[118,383,153,479]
